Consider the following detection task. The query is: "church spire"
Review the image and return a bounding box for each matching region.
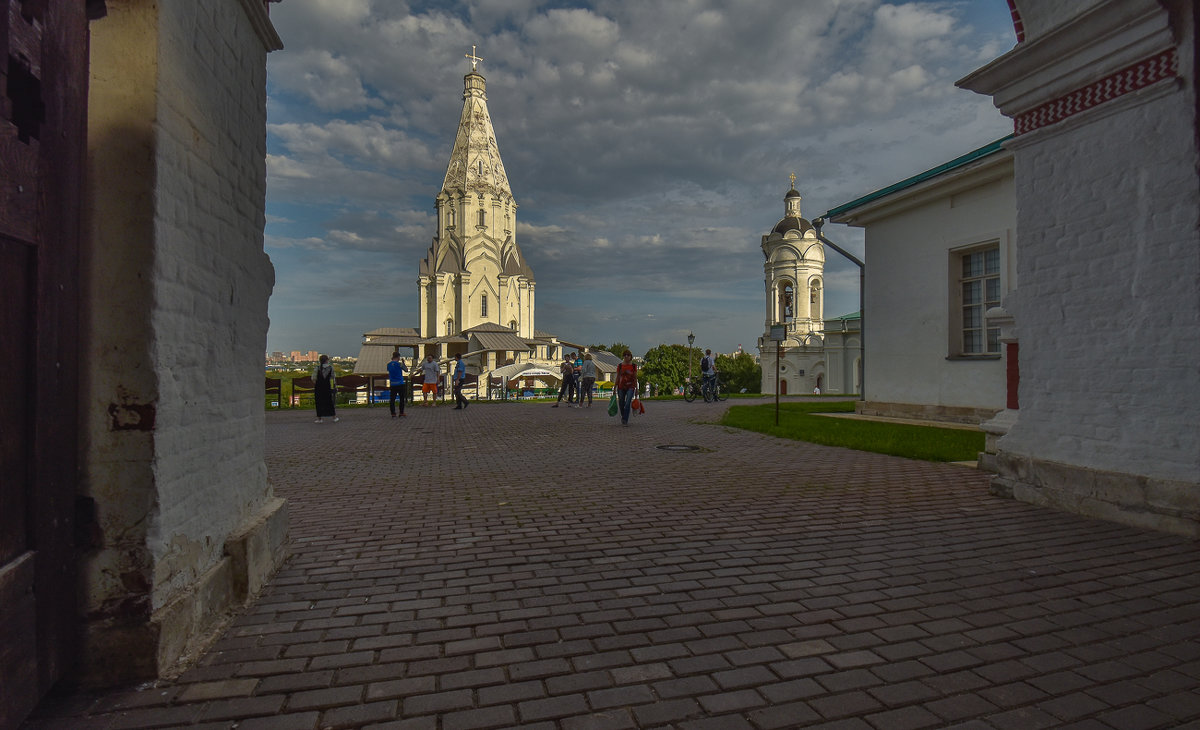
[440,51,513,200]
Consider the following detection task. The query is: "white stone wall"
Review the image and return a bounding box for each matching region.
[1000,89,1200,484]
[82,0,283,682]
[147,0,277,606]
[855,164,1015,412]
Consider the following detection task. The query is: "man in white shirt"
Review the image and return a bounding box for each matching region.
[420,354,441,407]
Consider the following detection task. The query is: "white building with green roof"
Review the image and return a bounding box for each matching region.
[826,138,1016,423]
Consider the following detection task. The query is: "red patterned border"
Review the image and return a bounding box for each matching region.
[1014,49,1178,135]
[1006,0,1024,43]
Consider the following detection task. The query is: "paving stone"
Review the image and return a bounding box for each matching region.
[747,701,822,729]
[365,676,438,701]
[286,685,364,711]
[237,712,321,730]
[518,693,589,722]
[610,662,673,684]
[653,675,720,699]
[401,689,475,716]
[677,716,755,730]
[809,691,884,719]
[864,705,943,730]
[321,700,397,729]
[587,684,656,709]
[628,698,701,725]
[462,682,532,713]
[867,679,941,707]
[696,689,766,714]
[442,704,518,730]
[196,695,287,722]
[176,678,259,702]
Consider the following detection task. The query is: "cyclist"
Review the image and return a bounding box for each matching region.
[700,349,718,400]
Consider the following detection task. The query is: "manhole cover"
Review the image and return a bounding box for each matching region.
[656,444,704,452]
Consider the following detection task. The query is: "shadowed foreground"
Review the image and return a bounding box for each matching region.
[27,400,1200,729]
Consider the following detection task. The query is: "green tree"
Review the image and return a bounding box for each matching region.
[716,352,761,394]
[607,342,632,357]
[640,344,703,395]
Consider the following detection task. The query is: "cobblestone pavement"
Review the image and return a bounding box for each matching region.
[27,399,1200,729]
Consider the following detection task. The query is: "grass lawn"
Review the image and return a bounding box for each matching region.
[720,400,985,463]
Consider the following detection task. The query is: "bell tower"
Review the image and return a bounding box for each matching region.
[758,176,827,393]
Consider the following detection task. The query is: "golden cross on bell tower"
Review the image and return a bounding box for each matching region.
[465,45,483,72]
[789,172,796,189]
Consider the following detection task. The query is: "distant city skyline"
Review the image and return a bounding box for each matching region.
[263,1,1015,356]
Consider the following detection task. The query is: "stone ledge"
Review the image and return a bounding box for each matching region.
[856,400,1000,425]
[226,497,290,603]
[992,451,1199,538]
[76,498,289,688]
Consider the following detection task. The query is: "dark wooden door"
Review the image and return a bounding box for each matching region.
[0,2,87,727]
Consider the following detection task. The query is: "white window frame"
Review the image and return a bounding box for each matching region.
[949,239,1003,357]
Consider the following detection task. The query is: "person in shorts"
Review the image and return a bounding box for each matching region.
[420,354,440,406]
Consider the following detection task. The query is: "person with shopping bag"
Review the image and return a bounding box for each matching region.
[615,350,638,426]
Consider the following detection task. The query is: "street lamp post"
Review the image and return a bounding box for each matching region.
[687,332,695,395]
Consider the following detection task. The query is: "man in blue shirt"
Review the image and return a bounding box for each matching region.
[452,353,469,410]
[387,351,408,418]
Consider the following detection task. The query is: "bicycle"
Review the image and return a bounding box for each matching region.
[682,373,725,402]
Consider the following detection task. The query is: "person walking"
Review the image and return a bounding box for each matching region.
[313,354,339,423]
[452,353,469,410]
[701,348,717,401]
[615,350,638,425]
[386,351,407,418]
[420,353,441,407]
[552,354,575,407]
[579,352,597,407]
[572,352,584,404]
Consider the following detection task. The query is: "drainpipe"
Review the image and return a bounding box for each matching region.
[811,218,864,402]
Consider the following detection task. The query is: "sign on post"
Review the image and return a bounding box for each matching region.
[770,326,786,425]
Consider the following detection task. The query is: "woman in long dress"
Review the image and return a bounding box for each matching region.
[313,355,339,423]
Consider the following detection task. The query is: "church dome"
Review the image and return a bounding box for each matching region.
[773,216,813,235]
[784,187,802,200]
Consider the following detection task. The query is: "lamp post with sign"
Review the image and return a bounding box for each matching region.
[687,332,695,394]
[769,324,786,424]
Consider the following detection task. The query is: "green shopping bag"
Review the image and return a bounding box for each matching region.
[607,391,619,417]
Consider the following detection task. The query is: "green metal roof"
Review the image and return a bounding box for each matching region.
[824,136,1012,220]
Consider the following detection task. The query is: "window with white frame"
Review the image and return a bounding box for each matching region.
[956,244,1001,355]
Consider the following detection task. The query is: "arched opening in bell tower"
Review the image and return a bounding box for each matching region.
[778,282,794,323]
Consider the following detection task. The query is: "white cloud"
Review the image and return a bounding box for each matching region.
[263,0,1014,356]
[269,49,384,112]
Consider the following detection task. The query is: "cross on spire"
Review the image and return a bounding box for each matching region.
[465,45,483,72]
[789,172,796,189]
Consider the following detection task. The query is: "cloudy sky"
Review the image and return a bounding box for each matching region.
[264,0,1015,358]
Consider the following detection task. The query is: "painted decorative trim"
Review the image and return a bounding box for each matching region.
[1006,0,1024,43]
[1014,48,1177,135]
